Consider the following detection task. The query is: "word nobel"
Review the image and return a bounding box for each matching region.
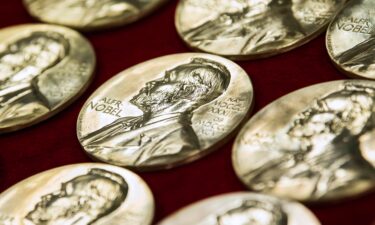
[337,17,372,34]
[89,97,123,117]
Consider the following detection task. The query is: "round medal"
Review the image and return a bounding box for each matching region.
[326,0,375,79]
[157,192,321,225]
[233,80,375,202]
[0,24,95,133]
[175,0,345,59]
[23,0,169,31]
[0,163,154,225]
[77,53,253,171]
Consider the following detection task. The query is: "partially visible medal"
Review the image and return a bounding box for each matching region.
[175,0,345,59]
[23,0,169,31]
[233,80,375,202]
[157,192,321,225]
[0,163,154,225]
[77,53,253,171]
[326,0,375,79]
[0,24,95,133]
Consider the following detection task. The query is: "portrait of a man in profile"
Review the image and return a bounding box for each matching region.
[81,57,231,166]
[243,83,375,200]
[0,31,69,128]
[183,0,305,54]
[25,168,128,225]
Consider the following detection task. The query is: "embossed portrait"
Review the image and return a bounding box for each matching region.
[25,168,128,225]
[81,58,231,166]
[244,83,375,200]
[28,0,147,26]
[214,199,287,225]
[335,33,375,73]
[0,31,69,127]
[183,0,305,54]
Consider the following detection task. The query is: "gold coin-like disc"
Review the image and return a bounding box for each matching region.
[0,24,95,133]
[77,53,253,171]
[175,0,345,60]
[233,80,375,203]
[0,163,154,225]
[157,192,321,225]
[326,0,375,79]
[23,0,169,31]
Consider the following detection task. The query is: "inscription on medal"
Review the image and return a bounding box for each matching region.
[337,17,372,34]
[89,97,124,117]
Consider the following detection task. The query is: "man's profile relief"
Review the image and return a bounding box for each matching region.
[183,0,305,54]
[0,31,69,128]
[81,58,231,166]
[336,35,375,72]
[213,199,287,225]
[243,83,375,200]
[25,168,128,225]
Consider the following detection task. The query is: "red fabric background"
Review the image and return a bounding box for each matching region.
[1,1,374,224]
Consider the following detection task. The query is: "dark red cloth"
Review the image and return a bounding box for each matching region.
[0,1,374,225]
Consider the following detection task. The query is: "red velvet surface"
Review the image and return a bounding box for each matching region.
[1,1,374,224]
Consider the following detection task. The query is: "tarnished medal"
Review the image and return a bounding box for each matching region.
[77,53,253,171]
[0,163,154,225]
[326,0,375,79]
[175,0,345,60]
[0,24,95,133]
[23,0,168,31]
[233,80,375,202]
[157,192,321,225]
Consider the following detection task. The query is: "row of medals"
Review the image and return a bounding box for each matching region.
[0,0,374,224]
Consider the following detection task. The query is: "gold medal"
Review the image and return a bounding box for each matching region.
[0,163,154,225]
[326,0,375,79]
[233,80,375,202]
[23,0,169,31]
[176,0,345,59]
[77,53,253,171]
[157,192,321,225]
[0,24,95,133]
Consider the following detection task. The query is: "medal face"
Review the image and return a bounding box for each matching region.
[326,0,375,79]
[0,163,154,225]
[175,0,345,59]
[0,24,95,133]
[157,192,321,225]
[233,80,375,202]
[23,0,168,31]
[77,53,253,171]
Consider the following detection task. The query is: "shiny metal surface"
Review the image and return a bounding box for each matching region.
[0,163,154,225]
[23,0,168,31]
[233,80,375,202]
[157,192,321,225]
[0,24,95,133]
[176,0,345,60]
[77,53,253,171]
[326,0,375,79]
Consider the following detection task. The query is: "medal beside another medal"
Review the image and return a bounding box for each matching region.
[233,80,375,203]
[0,24,95,133]
[0,163,154,225]
[326,0,375,79]
[157,192,321,225]
[23,0,169,31]
[77,53,253,171]
[175,0,345,59]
